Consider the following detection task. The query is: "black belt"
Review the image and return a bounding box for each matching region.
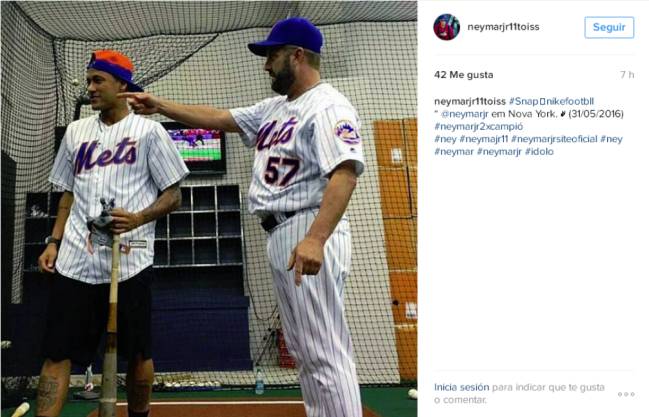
[261,211,296,232]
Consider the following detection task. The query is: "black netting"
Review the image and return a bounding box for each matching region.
[1,2,58,300]
[1,0,417,393]
[17,1,415,41]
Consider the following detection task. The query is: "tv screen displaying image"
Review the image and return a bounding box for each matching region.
[162,122,226,175]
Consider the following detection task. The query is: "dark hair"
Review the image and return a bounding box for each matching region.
[284,46,321,70]
[304,49,321,70]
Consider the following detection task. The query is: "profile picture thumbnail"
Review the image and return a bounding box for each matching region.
[434,14,460,41]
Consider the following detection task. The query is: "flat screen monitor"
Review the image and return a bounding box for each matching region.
[162,122,226,175]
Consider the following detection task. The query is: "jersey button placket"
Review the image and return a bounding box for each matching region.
[94,131,104,197]
[92,135,100,279]
[91,132,101,273]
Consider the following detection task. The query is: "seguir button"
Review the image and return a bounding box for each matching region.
[585,16,634,39]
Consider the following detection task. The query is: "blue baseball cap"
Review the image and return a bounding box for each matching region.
[248,17,323,57]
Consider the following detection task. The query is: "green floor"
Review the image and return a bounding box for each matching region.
[2,387,416,417]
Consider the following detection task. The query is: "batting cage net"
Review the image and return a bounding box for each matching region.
[1,1,417,396]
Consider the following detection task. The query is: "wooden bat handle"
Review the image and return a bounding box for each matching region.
[99,234,121,417]
[11,402,30,417]
[107,234,120,333]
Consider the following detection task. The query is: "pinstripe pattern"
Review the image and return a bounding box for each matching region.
[49,113,189,284]
[268,210,362,417]
[231,83,364,417]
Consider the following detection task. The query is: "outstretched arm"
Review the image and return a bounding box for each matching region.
[116,92,242,133]
[287,160,358,286]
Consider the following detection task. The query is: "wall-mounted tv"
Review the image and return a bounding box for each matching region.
[162,122,226,175]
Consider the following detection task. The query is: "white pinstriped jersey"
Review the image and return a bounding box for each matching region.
[233,83,364,417]
[49,113,189,284]
[230,83,365,216]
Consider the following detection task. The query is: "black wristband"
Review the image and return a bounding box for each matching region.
[45,236,61,247]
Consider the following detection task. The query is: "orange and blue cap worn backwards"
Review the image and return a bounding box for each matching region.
[87,50,143,92]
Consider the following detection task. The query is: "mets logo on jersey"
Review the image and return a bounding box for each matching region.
[74,137,137,175]
[256,117,299,151]
[334,120,361,145]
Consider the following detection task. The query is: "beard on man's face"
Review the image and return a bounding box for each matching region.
[271,55,295,95]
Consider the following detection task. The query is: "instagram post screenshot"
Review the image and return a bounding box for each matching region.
[1,1,646,417]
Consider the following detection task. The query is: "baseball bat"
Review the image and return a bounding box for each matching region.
[10,402,30,417]
[99,234,120,417]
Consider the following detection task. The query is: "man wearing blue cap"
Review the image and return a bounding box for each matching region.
[35,50,188,417]
[120,17,364,417]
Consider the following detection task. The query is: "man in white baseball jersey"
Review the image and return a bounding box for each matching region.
[120,17,364,417]
[36,50,189,417]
